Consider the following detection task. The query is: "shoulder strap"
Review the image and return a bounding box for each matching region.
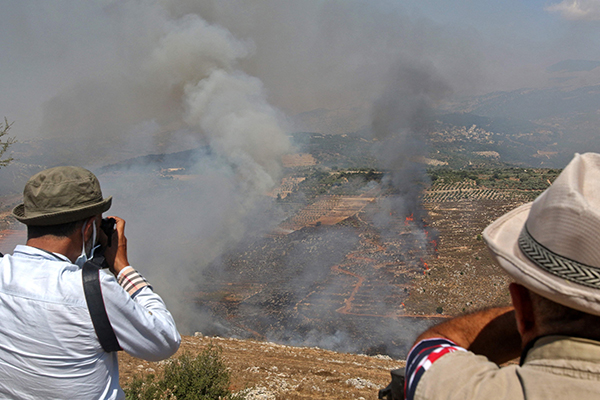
[82,258,122,352]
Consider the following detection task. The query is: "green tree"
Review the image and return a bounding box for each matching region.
[125,344,244,400]
[0,118,16,168]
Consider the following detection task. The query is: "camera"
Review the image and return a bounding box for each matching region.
[100,217,116,247]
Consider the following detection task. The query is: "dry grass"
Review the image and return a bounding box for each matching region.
[120,335,403,399]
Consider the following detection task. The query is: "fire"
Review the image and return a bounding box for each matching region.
[420,258,430,275]
[404,213,414,225]
[424,229,439,251]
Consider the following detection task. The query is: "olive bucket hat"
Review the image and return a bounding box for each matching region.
[12,166,112,226]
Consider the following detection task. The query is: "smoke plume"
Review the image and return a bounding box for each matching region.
[371,62,451,226]
[0,0,509,351]
[9,1,292,332]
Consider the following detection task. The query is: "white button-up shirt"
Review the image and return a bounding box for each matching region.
[0,245,181,399]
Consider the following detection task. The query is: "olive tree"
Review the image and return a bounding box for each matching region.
[0,118,16,168]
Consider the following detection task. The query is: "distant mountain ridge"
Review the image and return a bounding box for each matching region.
[2,79,598,197]
[546,59,600,73]
[457,85,600,122]
[442,84,600,161]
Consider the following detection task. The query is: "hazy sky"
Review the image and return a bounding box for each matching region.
[0,0,599,140]
[419,0,600,58]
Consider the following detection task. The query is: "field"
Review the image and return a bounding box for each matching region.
[0,165,554,398]
[189,167,553,360]
[118,188,532,399]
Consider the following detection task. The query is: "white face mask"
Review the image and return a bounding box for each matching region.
[75,219,99,267]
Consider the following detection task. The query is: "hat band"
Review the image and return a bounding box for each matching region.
[518,226,600,289]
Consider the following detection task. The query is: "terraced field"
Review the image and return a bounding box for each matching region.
[424,180,546,202]
[278,195,376,232]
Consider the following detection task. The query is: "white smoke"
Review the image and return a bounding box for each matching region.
[26,2,294,332]
[144,13,290,192]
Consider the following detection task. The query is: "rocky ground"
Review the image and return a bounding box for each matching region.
[405,198,526,316]
[119,334,404,399]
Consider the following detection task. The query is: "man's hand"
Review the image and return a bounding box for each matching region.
[103,216,129,276]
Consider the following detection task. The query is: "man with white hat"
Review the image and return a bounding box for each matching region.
[403,152,600,400]
[0,166,181,399]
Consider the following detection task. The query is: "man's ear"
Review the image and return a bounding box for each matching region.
[509,283,536,340]
[82,216,98,242]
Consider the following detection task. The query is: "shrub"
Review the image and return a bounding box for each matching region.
[125,344,244,400]
[0,118,16,168]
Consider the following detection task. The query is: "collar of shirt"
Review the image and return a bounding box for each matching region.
[524,336,600,367]
[12,244,72,264]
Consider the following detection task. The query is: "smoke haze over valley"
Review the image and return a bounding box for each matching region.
[1,0,600,355]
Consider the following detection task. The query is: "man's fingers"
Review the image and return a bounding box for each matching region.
[107,216,126,235]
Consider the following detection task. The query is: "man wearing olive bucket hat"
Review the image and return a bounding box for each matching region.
[0,166,180,399]
[402,153,600,400]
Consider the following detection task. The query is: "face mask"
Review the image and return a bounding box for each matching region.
[75,219,99,267]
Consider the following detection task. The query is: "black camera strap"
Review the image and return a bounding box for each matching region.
[29,247,121,352]
[82,256,122,353]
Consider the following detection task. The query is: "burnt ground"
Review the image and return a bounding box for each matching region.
[0,192,528,398]
[187,195,529,360]
[192,201,446,359]
[118,196,528,399]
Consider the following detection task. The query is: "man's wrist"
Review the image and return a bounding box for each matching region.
[116,266,134,278]
[117,267,152,297]
[111,257,130,275]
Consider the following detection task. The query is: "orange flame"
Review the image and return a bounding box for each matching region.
[404,213,414,225]
[420,258,430,275]
[424,229,439,250]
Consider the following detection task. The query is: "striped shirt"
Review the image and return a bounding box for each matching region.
[405,338,466,400]
[118,266,152,297]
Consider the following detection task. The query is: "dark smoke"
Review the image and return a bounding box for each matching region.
[370,62,451,229]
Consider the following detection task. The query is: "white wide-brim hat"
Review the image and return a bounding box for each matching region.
[483,153,600,316]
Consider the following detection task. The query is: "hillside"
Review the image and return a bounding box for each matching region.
[442,84,600,162]
[0,167,540,398]
[117,171,542,399]
[119,335,403,399]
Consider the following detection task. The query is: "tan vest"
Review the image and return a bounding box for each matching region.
[415,336,600,400]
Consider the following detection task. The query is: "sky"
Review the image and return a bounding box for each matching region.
[1,0,599,142]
